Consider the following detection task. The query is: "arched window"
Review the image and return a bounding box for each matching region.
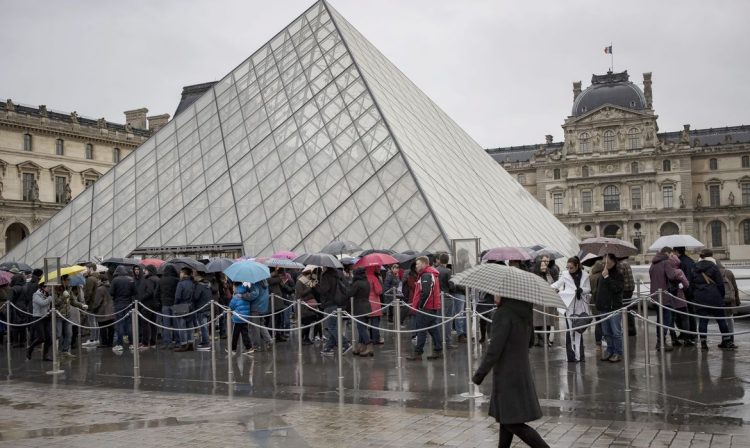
[741,220,750,245]
[603,185,620,211]
[603,130,615,151]
[85,143,93,160]
[55,138,64,156]
[709,158,718,170]
[581,165,589,178]
[709,220,723,247]
[631,162,639,174]
[23,133,32,151]
[113,147,121,163]
[660,222,679,236]
[553,168,561,180]
[628,128,641,149]
[579,132,591,153]
[517,173,526,185]
[663,160,671,172]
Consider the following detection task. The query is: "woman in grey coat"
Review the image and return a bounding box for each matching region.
[472,295,549,448]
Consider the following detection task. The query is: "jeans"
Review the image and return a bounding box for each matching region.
[655,305,673,338]
[369,316,381,342]
[197,313,210,345]
[600,312,623,356]
[451,293,467,335]
[323,306,349,351]
[114,304,131,346]
[697,307,730,342]
[356,317,371,345]
[160,305,174,345]
[414,310,442,354]
[174,315,189,346]
[57,319,72,353]
[87,314,99,342]
[28,316,51,358]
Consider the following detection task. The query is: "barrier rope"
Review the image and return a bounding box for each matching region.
[344,310,465,334]
[230,310,332,332]
[647,297,750,320]
[656,290,748,311]
[346,300,395,318]
[140,301,212,319]
[55,309,132,330]
[0,311,51,327]
[136,309,223,332]
[631,310,750,337]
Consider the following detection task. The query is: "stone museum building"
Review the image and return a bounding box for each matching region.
[0,100,168,256]
[487,70,750,261]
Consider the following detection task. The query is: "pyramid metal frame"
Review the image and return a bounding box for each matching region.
[1,0,578,267]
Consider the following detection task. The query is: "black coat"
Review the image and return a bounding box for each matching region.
[348,271,371,317]
[158,265,179,307]
[109,265,136,308]
[692,260,725,308]
[595,267,624,311]
[472,298,542,424]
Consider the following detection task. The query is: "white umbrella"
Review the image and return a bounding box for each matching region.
[648,234,704,252]
[452,263,565,309]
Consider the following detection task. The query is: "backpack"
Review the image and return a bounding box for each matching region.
[722,271,737,306]
[333,274,349,309]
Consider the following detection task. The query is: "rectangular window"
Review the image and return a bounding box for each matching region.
[743,184,750,206]
[744,221,750,245]
[553,193,563,215]
[22,173,34,201]
[23,134,32,151]
[711,222,723,247]
[581,190,592,213]
[56,139,64,156]
[663,185,673,209]
[55,176,66,203]
[85,144,93,160]
[631,187,642,210]
[709,185,721,207]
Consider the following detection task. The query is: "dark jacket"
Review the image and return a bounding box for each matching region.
[93,280,114,324]
[317,268,340,309]
[144,269,161,309]
[348,269,371,317]
[649,253,680,307]
[109,265,136,308]
[9,274,29,321]
[595,266,624,311]
[84,273,100,308]
[268,273,293,312]
[192,280,212,313]
[175,278,195,305]
[158,265,179,307]
[383,271,400,300]
[472,298,542,424]
[436,265,453,294]
[679,254,697,301]
[692,259,725,308]
[135,269,157,308]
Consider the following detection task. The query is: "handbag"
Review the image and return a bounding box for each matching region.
[569,295,592,334]
[172,302,192,315]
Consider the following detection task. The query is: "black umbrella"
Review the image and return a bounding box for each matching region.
[0,261,33,273]
[163,257,207,273]
[293,253,343,269]
[319,240,363,256]
[102,257,140,267]
[359,248,396,256]
[339,257,359,265]
[204,257,235,273]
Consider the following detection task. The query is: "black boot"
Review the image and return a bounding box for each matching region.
[701,340,709,351]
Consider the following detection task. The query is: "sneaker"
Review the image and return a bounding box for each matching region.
[225,348,237,355]
[600,351,611,361]
[427,351,443,360]
[197,343,211,351]
[112,345,124,353]
[314,336,321,342]
[243,347,256,355]
[406,353,422,361]
[608,354,621,362]
[82,340,97,347]
[321,348,334,356]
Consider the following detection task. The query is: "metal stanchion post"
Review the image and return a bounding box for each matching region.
[226,308,234,384]
[642,286,650,367]
[46,257,63,375]
[5,303,10,362]
[658,289,665,359]
[270,296,276,359]
[350,297,356,351]
[622,307,630,392]
[460,296,482,398]
[297,299,303,356]
[394,298,402,370]
[210,300,215,350]
[336,308,344,386]
[543,313,549,360]
[132,306,140,379]
[440,292,446,351]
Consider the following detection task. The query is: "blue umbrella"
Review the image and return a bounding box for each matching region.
[223,260,271,283]
[262,258,305,270]
[68,274,86,287]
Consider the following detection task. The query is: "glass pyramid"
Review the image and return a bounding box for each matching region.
[2,1,578,267]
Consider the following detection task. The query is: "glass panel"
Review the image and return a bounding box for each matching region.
[262,184,291,217]
[244,223,272,257]
[316,159,344,193]
[405,215,442,251]
[303,129,331,160]
[212,207,240,244]
[386,173,418,211]
[338,217,368,246]
[321,179,350,214]
[362,195,395,234]
[297,199,326,237]
[327,196,357,232]
[286,162,314,197]
[353,175,384,212]
[347,157,375,192]
[338,141,366,173]
[368,215,402,250]
[162,212,187,246]
[236,187,264,217]
[377,154,408,190]
[394,194,427,233]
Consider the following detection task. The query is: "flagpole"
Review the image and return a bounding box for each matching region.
[610,42,614,72]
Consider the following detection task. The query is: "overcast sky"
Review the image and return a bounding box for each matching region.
[3,0,749,148]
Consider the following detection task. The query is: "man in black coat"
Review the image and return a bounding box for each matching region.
[8,271,29,347]
[137,265,160,348]
[318,268,351,356]
[692,249,731,350]
[109,265,136,351]
[158,264,179,348]
[435,254,457,349]
[675,247,698,344]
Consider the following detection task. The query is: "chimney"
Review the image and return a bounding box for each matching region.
[643,72,653,108]
[545,135,553,144]
[147,113,170,132]
[124,108,148,130]
[573,81,582,101]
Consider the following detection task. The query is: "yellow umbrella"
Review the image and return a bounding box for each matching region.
[39,265,87,284]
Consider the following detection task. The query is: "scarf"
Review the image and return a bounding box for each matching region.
[570,269,583,300]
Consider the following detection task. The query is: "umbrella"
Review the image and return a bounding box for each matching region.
[204,257,235,273]
[580,253,602,268]
[528,246,565,260]
[579,237,638,258]
[293,253,343,269]
[319,240,363,256]
[0,270,13,286]
[139,258,165,268]
[482,247,533,262]
[223,260,271,283]
[163,257,207,273]
[339,257,359,265]
[452,263,565,309]
[262,258,305,270]
[355,253,399,268]
[39,265,87,283]
[0,261,32,273]
[68,274,86,287]
[648,235,704,252]
[359,249,396,257]
[102,257,140,267]
[271,250,298,260]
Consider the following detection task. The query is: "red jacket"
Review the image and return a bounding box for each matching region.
[411,266,442,311]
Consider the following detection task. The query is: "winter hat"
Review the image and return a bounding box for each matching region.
[33,268,44,277]
[145,265,157,275]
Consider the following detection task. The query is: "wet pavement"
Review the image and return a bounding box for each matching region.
[2,314,750,446]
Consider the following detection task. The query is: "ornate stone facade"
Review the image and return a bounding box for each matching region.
[487,71,750,261]
[0,100,168,257]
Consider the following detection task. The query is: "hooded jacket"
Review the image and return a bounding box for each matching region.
[83,272,100,308]
[412,266,441,311]
[158,264,179,307]
[692,258,725,308]
[93,277,114,323]
[229,288,251,323]
[366,268,384,317]
[142,265,161,309]
[109,265,136,308]
[192,279,212,312]
[248,280,269,314]
[32,288,52,316]
[317,268,340,309]
[348,268,371,317]
[649,252,681,307]
[174,276,195,306]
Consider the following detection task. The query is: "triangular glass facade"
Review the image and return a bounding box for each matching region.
[2,1,578,267]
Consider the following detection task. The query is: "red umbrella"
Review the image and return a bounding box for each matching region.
[0,270,13,287]
[482,247,533,262]
[271,250,298,260]
[139,258,165,268]
[354,253,399,268]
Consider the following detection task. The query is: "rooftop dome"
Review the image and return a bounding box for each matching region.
[572,70,647,116]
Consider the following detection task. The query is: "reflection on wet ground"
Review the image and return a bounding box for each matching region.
[2,316,750,446]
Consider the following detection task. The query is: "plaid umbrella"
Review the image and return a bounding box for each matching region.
[579,237,638,258]
[452,263,564,309]
[482,247,533,262]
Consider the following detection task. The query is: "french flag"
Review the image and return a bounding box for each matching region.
[604,46,613,54]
